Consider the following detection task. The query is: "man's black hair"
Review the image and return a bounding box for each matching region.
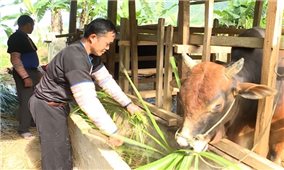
[17,15,34,27]
[83,18,117,38]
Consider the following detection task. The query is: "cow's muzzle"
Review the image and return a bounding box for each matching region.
[175,128,209,152]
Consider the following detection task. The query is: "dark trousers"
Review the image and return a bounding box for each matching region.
[13,69,42,133]
[29,95,72,170]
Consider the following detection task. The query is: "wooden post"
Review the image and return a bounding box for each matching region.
[253,0,264,27]
[155,18,165,107]
[128,0,139,88]
[176,0,190,116]
[177,0,190,79]
[163,25,174,111]
[69,0,77,34]
[106,0,118,76]
[254,0,284,156]
[202,0,214,62]
[119,18,130,93]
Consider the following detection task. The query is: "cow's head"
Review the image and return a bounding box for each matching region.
[176,53,276,151]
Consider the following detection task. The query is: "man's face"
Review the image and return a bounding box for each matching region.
[26,22,34,34]
[90,31,115,56]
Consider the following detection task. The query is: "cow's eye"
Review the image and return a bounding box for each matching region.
[213,103,223,112]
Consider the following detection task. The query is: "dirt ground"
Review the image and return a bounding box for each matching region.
[0,69,41,170]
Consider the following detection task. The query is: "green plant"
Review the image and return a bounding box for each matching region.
[0,83,18,114]
[214,0,267,28]
[0,45,12,69]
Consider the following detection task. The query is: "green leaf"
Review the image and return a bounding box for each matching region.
[199,151,241,170]
[176,154,194,170]
[135,152,180,170]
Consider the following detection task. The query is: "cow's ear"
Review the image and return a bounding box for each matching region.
[236,82,277,99]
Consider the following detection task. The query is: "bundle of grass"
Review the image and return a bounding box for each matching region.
[72,91,156,167]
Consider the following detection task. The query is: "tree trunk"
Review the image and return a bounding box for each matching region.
[51,9,63,34]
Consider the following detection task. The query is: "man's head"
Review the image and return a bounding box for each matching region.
[17,15,34,34]
[83,18,117,56]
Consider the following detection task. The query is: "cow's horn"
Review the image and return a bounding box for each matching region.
[182,52,198,69]
[225,58,244,78]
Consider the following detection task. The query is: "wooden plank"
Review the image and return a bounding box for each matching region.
[126,68,161,76]
[128,0,139,88]
[190,34,264,48]
[208,146,252,170]
[253,1,264,27]
[211,139,284,170]
[137,89,178,100]
[140,90,156,98]
[118,40,157,46]
[189,27,246,35]
[163,25,174,111]
[202,0,214,61]
[138,34,158,42]
[175,44,232,54]
[127,94,182,127]
[68,114,131,170]
[118,33,284,50]
[137,29,157,34]
[254,0,284,156]
[156,18,165,108]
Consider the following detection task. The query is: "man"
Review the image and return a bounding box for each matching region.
[7,15,42,139]
[29,18,141,170]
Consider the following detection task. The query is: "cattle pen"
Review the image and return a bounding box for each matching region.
[46,0,284,169]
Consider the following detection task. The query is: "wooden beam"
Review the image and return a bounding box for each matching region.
[127,94,182,127]
[155,18,165,108]
[107,1,117,25]
[69,0,77,34]
[253,0,264,27]
[202,0,214,61]
[211,139,284,170]
[177,0,190,79]
[119,18,130,93]
[106,0,118,76]
[163,25,174,111]
[190,34,264,48]
[175,44,231,54]
[176,0,190,117]
[119,35,284,50]
[254,0,284,156]
[128,0,139,88]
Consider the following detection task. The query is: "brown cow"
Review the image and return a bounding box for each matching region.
[175,27,284,166]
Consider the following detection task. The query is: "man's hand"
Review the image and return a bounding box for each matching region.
[23,77,33,88]
[108,132,123,147]
[126,103,143,115]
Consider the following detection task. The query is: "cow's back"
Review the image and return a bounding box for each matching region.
[231,27,265,84]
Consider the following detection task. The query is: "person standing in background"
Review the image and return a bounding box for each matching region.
[7,14,42,139]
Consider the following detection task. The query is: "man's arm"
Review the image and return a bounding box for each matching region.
[92,65,142,114]
[71,81,118,135]
[91,65,132,106]
[10,52,32,87]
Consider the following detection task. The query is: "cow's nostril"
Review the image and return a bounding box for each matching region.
[176,136,189,147]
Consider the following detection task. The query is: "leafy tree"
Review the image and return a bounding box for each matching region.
[29,0,69,34]
[214,0,267,28]
[77,0,107,29]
